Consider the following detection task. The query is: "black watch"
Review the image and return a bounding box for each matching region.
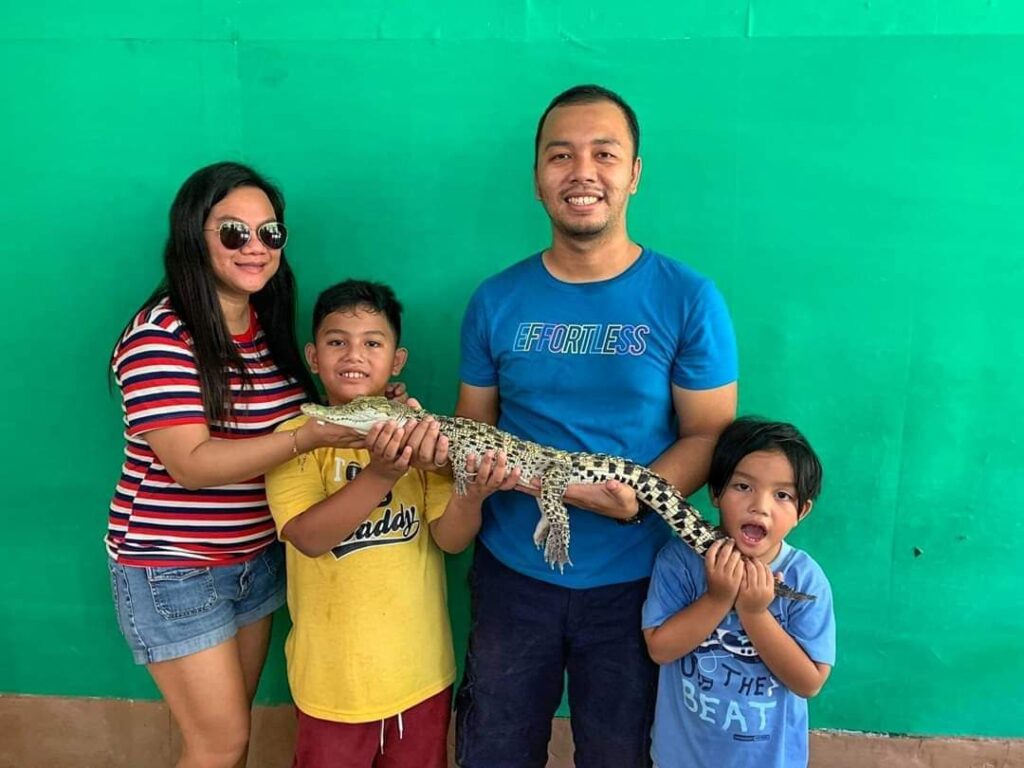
[616,502,651,525]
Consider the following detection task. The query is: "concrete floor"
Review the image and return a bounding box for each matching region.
[1,695,1021,768]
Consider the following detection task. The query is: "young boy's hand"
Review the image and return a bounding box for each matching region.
[363,420,413,482]
[735,559,777,615]
[704,539,743,607]
[461,451,522,502]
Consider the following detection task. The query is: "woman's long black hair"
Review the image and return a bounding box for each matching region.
[115,161,318,421]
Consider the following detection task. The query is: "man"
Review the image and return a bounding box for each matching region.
[455,84,738,768]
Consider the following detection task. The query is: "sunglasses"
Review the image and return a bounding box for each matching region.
[205,220,288,250]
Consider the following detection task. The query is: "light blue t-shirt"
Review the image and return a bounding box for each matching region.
[642,540,837,768]
[459,248,737,588]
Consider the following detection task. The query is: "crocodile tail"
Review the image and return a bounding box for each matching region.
[774,581,816,602]
[624,465,722,555]
[582,456,816,601]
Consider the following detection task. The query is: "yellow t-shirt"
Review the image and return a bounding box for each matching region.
[266,415,456,722]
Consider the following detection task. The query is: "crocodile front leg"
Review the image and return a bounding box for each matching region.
[450,448,474,496]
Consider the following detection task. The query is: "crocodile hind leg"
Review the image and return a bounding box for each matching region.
[534,466,571,571]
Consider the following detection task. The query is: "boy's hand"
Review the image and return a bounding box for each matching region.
[363,420,413,482]
[704,539,744,606]
[735,559,778,615]
[462,451,522,502]
[402,417,451,471]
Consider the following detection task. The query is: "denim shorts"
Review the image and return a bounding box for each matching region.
[107,543,286,665]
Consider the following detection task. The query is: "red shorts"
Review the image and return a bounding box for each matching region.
[292,686,452,768]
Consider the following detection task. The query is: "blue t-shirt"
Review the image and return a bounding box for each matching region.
[642,540,836,768]
[459,248,737,588]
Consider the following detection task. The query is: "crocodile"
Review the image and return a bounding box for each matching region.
[301,397,814,601]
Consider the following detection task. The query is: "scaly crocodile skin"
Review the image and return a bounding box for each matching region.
[301,397,814,601]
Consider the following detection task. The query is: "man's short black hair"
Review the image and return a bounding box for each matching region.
[534,84,641,166]
[708,417,823,514]
[311,279,403,343]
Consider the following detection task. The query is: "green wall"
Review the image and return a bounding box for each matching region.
[2,0,1022,740]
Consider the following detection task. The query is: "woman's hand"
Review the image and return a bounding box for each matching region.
[385,381,409,403]
[296,417,366,452]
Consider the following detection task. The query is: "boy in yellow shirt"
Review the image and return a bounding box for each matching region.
[267,279,519,768]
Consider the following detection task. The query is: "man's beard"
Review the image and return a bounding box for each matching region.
[549,210,611,240]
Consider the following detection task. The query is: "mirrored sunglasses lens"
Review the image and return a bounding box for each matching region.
[258,222,287,249]
[219,221,250,249]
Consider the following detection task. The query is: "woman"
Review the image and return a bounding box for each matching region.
[106,162,399,768]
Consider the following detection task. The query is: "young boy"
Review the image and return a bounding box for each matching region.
[642,417,836,768]
[267,279,517,768]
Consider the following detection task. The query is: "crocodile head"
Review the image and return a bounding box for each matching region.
[300,396,422,434]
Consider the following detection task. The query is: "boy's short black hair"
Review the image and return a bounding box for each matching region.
[708,417,823,514]
[311,279,403,342]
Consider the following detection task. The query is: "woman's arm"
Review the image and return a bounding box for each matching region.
[116,320,364,490]
[145,418,364,490]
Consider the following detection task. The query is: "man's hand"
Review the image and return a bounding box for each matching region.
[704,539,743,607]
[735,559,777,615]
[564,480,639,520]
[515,478,639,520]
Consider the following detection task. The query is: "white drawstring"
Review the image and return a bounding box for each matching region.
[376,708,407,757]
[379,710,407,754]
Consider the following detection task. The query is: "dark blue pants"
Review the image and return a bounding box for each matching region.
[455,544,657,768]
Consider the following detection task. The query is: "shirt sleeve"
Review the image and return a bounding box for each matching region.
[672,279,739,390]
[458,284,498,387]
[266,417,329,536]
[421,470,455,524]
[113,321,207,436]
[785,564,837,667]
[642,540,701,630]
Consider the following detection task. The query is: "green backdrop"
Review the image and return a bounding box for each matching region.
[2,0,1022,741]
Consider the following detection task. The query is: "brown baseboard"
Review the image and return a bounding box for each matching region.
[1,694,1020,768]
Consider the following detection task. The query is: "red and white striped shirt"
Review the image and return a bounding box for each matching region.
[107,297,306,566]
